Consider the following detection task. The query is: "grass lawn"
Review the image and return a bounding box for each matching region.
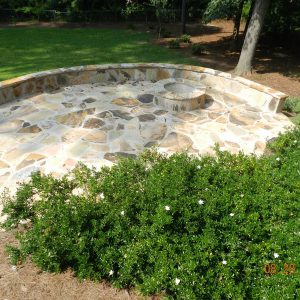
[0,27,196,81]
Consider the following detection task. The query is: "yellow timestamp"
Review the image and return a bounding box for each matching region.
[264,263,296,275]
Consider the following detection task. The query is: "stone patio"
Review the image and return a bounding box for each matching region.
[0,76,293,196]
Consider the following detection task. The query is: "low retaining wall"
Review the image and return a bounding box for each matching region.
[0,63,287,113]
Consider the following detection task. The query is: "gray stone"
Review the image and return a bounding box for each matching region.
[137,94,154,104]
[138,114,156,122]
[110,110,133,120]
[62,102,74,108]
[83,97,97,104]
[154,109,168,115]
[97,111,113,118]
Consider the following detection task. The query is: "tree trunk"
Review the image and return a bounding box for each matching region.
[234,0,271,75]
[243,0,255,37]
[181,0,187,35]
[232,0,245,43]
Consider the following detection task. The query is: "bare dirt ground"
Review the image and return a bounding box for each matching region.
[156,20,300,96]
[0,19,299,300]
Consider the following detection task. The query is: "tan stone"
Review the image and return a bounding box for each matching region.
[0,120,23,133]
[55,108,95,127]
[16,153,46,170]
[140,124,167,140]
[111,97,139,107]
[83,118,105,129]
[160,132,193,150]
[0,160,9,169]
[62,129,87,143]
[18,125,42,133]
[255,141,266,153]
[83,131,107,143]
[229,108,260,126]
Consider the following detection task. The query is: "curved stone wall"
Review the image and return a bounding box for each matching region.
[0,64,287,113]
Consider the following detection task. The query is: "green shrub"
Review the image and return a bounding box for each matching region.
[191,43,207,55]
[168,39,180,49]
[1,127,300,299]
[283,97,297,113]
[179,34,191,43]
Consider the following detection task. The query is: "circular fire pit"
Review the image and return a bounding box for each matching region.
[155,79,206,112]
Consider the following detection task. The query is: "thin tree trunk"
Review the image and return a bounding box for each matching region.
[232,0,245,43]
[181,0,187,35]
[234,0,271,75]
[243,0,255,37]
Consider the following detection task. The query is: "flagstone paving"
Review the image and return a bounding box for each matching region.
[0,78,293,195]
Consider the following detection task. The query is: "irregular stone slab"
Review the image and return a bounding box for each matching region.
[83,118,105,129]
[138,114,156,122]
[16,153,46,170]
[104,152,136,163]
[0,160,9,169]
[160,132,193,150]
[62,129,87,143]
[229,108,261,126]
[140,123,167,140]
[83,97,97,104]
[83,131,107,143]
[154,109,168,115]
[112,97,140,107]
[97,111,113,118]
[110,110,133,120]
[0,120,23,133]
[176,112,198,122]
[62,102,74,108]
[55,108,95,127]
[137,94,154,104]
[18,124,42,133]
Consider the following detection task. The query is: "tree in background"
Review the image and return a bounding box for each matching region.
[234,0,271,75]
[204,0,246,44]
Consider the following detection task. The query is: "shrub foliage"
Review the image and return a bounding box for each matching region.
[1,127,300,299]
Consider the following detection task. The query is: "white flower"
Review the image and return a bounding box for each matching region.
[274,253,279,258]
[99,193,105,199]
[240,194,244,198]
[165,206,170,211]
[222,260,227,265]
[19,219,30,225]
[120,211,125,216]
[230,213,235,217]
[175,278,181,285]
[109,270,114,276]
[72,187,84,196]
[198,199,205,205]
[276,157,280,161]
[205,188,209,191]
[197,165,201,170]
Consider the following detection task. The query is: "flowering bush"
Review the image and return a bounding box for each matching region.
[1,127,300,299]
